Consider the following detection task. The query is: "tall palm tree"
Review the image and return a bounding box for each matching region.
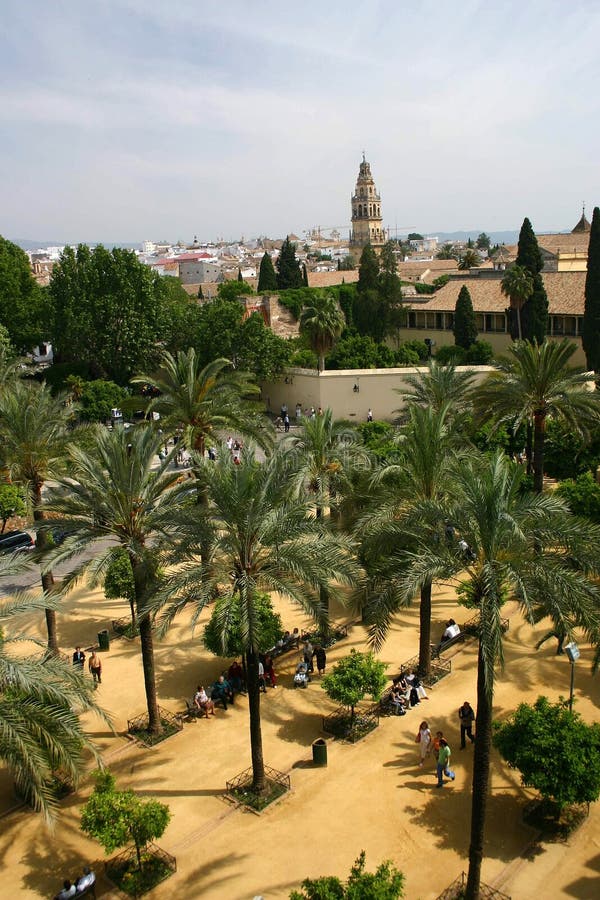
[0,380,76,652]
[474,339,600,492]
[0,586,109,822]
[299,293,345,372]
[500,264,534,341]
[132,348,268,459]
[157,449,358,793]
[45,426,185,734]
[394,451,600,898]
[396,359,476,418]
[458,249,482,270]
[358,404,459,675]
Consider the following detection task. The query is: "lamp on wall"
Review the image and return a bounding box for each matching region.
[284,375,294,385]
[353,382,360,393]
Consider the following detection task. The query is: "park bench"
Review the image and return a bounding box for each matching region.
[430,615,510,660]
[53,877,96,899]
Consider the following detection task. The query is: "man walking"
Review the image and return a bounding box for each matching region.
[436,738,455,787]
[459,700,476,749]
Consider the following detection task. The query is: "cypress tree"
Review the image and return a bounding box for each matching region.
[276,236,303,290]
[453,285,478,349]
[358,245,379,294]
[516,217,548,342]
[583,207,600,373]
[302,264,309,287]
[237,268,243,282]
[197,284,204,300]
[257,252,277,292]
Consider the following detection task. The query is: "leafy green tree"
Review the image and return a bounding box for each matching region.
[326,335,392,370]
[0,236,45,352]
[432,274,450,290]
[159,277,203,356]
[515,218,548,342]
[338,254,356,271]
[290,851,404,900]
[393,450,600,898]
[476,233,491,252]
[192,297,245,365]
[0,380,76,651]
[322,650,387,725]
[257,252,278,292]
[557,471,600,522]
[104,549,137,626]
[236,312,291,381]
[277,237,303,290]
[474,339,600,492]
[583,206,600,373]
[0,588,108,822]
[203,592,282,658]
[493,696,600,811]
[357,246,379,294]
[47,244,170,382]
[407,233,423,242]
[0,323,15,364]
[436,243,458,260]
[398,360,475,418]
[46,427,187,734]
[157,450,358,794]
[501,265,534,341]
[453,285,478,349]
[81,770,171,872]
[0,483,26,533]
[379,241,402,305]
[217,280,254,301]
[303,264,309,287]
[78,379,128,423]
[458,249,482,270]
[352,289,388,342]
[300,293,345,372]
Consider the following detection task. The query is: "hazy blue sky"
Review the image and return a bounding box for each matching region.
[2,0,599,243]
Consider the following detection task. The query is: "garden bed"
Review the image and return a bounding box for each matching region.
[127,707,183,747]
[226,765,291,812]
[322,706,380,743]
[105,843,176,897]
[523,797,588,842]
[399,656,451,687]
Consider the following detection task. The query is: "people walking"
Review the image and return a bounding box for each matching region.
[367,408,373,422]
[88,650,102,685]
[416,720,431,766]
[315,645,326,675]
[436,738,455,787]
[459,700,476,748]
[72,646,85,668]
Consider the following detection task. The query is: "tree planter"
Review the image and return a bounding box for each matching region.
[127,708,182,747]
[436,872,510,900]
[322,706,380,743]
[523,797,588,842]
[105,843,176,897]
[225,765,290,813]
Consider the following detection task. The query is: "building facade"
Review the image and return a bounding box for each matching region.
[349,154,385,255]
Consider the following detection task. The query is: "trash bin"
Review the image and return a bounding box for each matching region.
[98,629,110,651]
[312,738,327,766]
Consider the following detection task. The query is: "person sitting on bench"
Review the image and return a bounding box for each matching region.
[55,881,76,900]
[211,675,234,710]
[390,680,407,715]
[194,685,215,718]
[75,867,95,893]
[435,619,461,654]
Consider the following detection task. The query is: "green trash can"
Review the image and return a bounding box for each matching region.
[312,738,327,766]
[98,629,110,651]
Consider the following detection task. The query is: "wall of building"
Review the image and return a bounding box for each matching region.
[261,365,491,422]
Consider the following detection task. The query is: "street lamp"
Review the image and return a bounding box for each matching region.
[565,641,580,712]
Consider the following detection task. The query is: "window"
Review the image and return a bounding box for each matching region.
[409,311,416,328]
[564,316,576,336]
[436,313,444,330]
[476,314,485,331]
[552,316,564,335]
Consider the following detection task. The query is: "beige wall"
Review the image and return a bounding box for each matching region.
[262,365,492,423]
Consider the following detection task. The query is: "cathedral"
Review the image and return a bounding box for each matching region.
[349,154,386,254]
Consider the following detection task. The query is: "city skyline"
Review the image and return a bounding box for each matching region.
[2,1,599,243]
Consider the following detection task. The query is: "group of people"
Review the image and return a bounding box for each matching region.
[54,867,95,899]
[413,701,476,787]
[72,647,102,685]
[388,671,428,715]
[193,660,248,717]
[225,436,243,464]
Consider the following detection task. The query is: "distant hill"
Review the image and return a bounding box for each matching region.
[433,230,519,245]
[9,238,140,251]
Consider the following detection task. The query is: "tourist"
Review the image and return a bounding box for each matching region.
[436,738,455,787]
[263,654,277,687]
[295,403,302,421]
[431,730,444,762]
[390,680,407,716]
[284,414,290,433]
[55,880,76,900]
[226,436,233,451]
[367,408,373,422]
[459,700,476,748]
[436,619,460,652]
[88,650,102,685]
[258,659,267,693]
[211,675,234,709]
[315,644,327,675]
[416,720,432,766]
[72,647,85,669]
[75,867,95,893]
[303,640,314,672]
[228,659,244,694]
[406,670,428,704]
[194,685,215,718]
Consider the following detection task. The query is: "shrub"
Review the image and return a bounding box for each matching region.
[434,344,466,365]
[465,340,493,364]
[557,472,600,522]
[290,851,404,899]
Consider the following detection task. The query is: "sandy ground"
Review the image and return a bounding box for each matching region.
[1,577,599,900]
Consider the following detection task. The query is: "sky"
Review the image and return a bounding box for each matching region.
[1,0,600,244]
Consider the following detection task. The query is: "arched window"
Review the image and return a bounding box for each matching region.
[369,187,372,195]
[358,204,362,217]
[369,205,372,216]
[360,188,364,197]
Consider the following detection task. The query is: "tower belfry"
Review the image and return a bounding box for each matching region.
[350,154,385,254]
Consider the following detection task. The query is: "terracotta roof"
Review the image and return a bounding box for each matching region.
[307,270,359,288]
[572,210,591,233]
[398,259,458,282]
[537,232,590,256]
[412,272,585,316]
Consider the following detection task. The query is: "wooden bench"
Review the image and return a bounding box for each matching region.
[53,877,96,899]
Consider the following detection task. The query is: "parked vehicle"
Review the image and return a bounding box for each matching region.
[0,530,35,553]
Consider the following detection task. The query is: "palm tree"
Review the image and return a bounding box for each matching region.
[45,426,185,734]
[500,264,534,341]
[0,585,109,822]
[157,448,358,794]
[358,404,459,675]
[394,450,600,898]
[299,292,345,372]
[474,339,600,493]
[0,380,76,652]
[458,249,482,270]
[396,359,476,418]
[132,348,268,460]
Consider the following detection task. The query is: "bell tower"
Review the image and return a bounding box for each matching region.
[350,153,385,254]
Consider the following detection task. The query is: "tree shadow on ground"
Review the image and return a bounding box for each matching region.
[165,852,249,900]
[563,851,600,898]
[403,789,532,863]
[19,818,102,897]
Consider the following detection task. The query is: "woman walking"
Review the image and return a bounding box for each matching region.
[417,720,431,766]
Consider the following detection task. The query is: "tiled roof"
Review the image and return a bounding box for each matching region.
[537,232,590,256]
[413,272,585,315]
[307,270,359,288]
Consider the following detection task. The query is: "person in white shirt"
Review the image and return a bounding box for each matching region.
[76,867,96,892]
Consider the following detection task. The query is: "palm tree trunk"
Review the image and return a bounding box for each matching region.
[318,353,325,373]
[418,580,432,677]
[525,421,533,476]
[138,611,162,735]
[32,484,58,653]
[466,642,494,899]
[532,411,546,494]
[245,646,266,794]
